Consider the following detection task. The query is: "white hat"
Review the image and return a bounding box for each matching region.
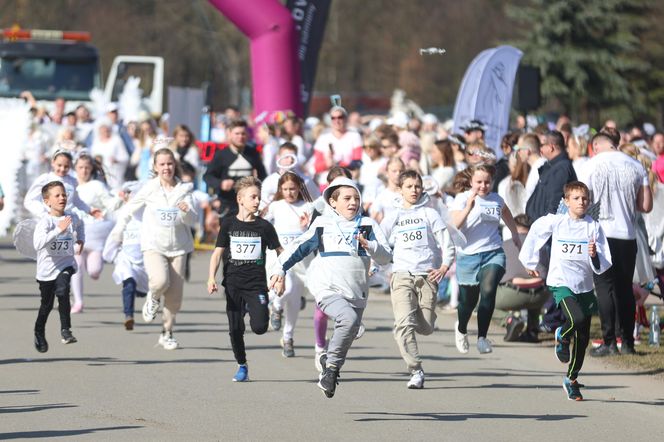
[387,111,409,128]
[304,116,320,129]
[105,102,119,113]
[422,113,438,125]
[369,117,384,132]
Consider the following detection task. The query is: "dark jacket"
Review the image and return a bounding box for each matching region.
[525,152,577,222]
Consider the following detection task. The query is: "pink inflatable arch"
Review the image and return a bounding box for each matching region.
[208,0,302,120]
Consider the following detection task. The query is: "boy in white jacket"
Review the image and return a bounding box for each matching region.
[519,182,612,401]
[271,177,392,398]
[382,170,457,389]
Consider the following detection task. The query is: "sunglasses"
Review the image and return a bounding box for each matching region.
[331,115,346,121]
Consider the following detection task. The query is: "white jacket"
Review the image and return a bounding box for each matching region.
[112,178,196,257]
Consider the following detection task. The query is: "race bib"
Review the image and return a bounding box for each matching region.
[48,234,74,256]
[556,238,588,261]
[230,236,262,260]
[479,202,501,222]
[395,215,427,248]
[322,230,357,254]
[155,208,179,227]
[279,232,301,247]
[123,226,141,246]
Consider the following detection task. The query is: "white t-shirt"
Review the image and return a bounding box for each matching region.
[519,214,612,293]
[525,156,546,200]
[34,212,85,281]
[385,205,446,274]
[370,188,401,220]
[451,191,504,255]
[313,130,363,167]
[579,151,647,240]
[265,200,313,248]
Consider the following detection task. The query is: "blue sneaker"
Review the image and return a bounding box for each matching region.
[555,327,570,363]
[562,376,583,401]
[233,364,249,382]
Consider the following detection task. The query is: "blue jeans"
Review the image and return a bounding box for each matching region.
[122,278,146,317]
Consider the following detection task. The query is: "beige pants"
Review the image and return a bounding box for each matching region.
[143,251,186,332]
[390,272,438,371]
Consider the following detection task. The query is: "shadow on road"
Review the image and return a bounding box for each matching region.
[0,426,142,439]
[0,357,226,366]
[348,411,587,422]
[0,403,77,414]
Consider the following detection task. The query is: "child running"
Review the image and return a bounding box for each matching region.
[450,164,521,354]
[33,181,85,352]
[112,148,196,349]
[382,170,456,389]
[519,182,612,401]
[208,177,283,382]
[272,177,392,398]
[103,181,148,330]
[263,172,314,357]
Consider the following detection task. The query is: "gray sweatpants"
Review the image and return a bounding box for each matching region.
[318,294,364,370]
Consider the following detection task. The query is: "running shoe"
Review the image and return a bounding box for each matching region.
[477,337,493,354]
[407,369,425,389]
[281,338,295,358]
[158,331,178,350]
[233,364,249,382]
[562,376,583,401]
[554,327,570,363]
[504,314,525,342]
[454,321,469,354]
[61,329,77,344]
[142,291,159,323]
[34,333,48,353]
[354,322,366,340]
[318,365,339,398]
[315,348,327,373]
[124,317,135,331]
[269,305,283,331]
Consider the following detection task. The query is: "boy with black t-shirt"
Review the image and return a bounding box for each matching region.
[208,176,282,382]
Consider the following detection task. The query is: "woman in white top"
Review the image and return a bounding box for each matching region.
[451,164,521,355]
[497,152,530,239]
[430,139,456,192]
[90,122,129,191]
[264,172,314,357]
[112,148,197,350]
[70,152,123,313]
[171,124,201,170]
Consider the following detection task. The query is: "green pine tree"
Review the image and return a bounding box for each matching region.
[505,0,654,124]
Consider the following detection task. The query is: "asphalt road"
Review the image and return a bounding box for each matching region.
[1,239,663,441]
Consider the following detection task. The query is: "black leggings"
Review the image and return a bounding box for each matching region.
[35,267,74,334]
[457,264,505,338]
[225,286,269,365]
[559,297,591,380]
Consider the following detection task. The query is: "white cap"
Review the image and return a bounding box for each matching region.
[422,113,438,125]
[387,111,409,128]
[106,102,119,113]
[369,117,384,132]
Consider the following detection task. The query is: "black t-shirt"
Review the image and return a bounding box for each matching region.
[216,216,281,291]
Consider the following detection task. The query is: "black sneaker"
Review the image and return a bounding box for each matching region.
[34,333,48,353]
[620,343,636,355]
[590,342,618,357]
[517,330,540,343]
[504,314,525,342]
[318,366,340,398]
[61,329,77,344]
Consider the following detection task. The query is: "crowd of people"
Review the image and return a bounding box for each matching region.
[9,94,664,401]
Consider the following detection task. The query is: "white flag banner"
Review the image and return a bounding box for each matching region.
[452,45,523,156]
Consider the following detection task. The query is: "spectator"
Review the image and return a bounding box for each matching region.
[496,214,548,342]
[651,132,664,183]
[311,105,363,180]
[170,124,200,171]
[526,130,577,222]
[430,139,456,191]
[204,119,267,217]
[580,131,653,356]
[492,132,519,192]
[497,151,529,239]
[519,133,544,200]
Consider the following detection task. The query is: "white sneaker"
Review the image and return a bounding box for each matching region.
[158,331,178,350]
[315,346,327,373]
[455,321,469,354]
[477,337,493,354]
[407,369,425,389]
[142,291,159,323]
[354,322,366,340]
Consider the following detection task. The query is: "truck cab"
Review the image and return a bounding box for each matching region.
[0,27,163,115]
